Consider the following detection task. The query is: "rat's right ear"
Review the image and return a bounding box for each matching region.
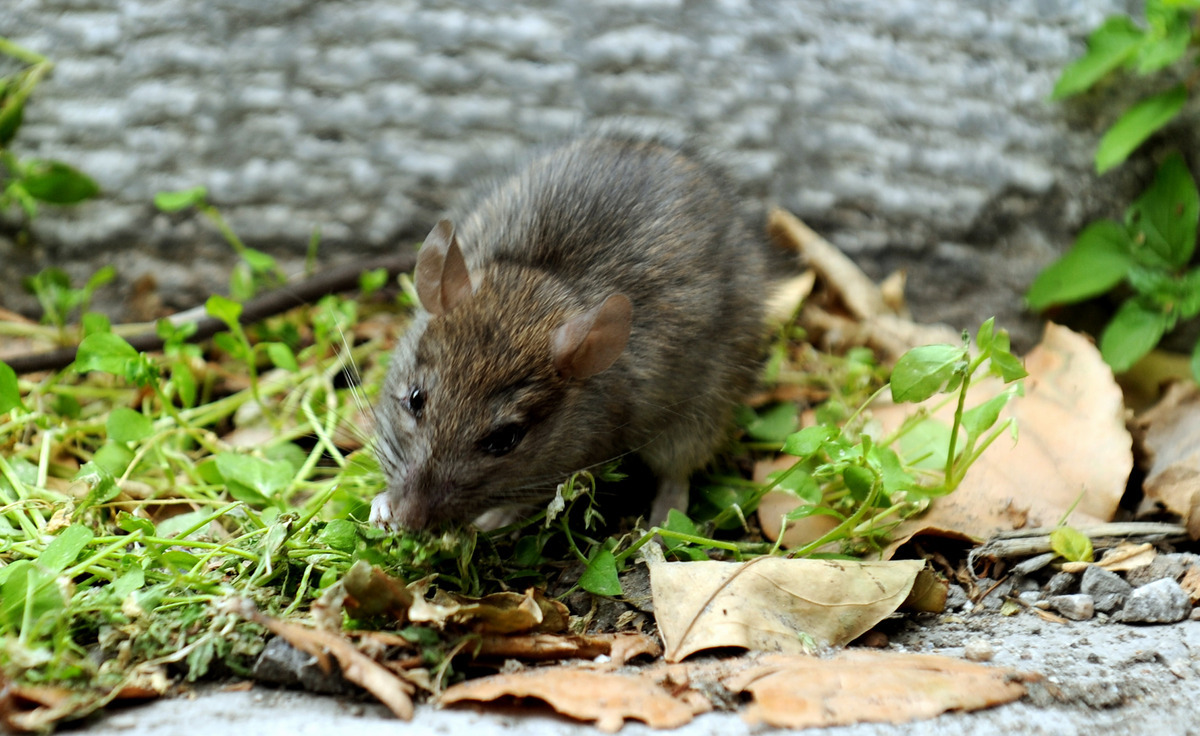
[415,220,473,316]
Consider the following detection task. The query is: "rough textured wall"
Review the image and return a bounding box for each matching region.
[0,0,1157,346]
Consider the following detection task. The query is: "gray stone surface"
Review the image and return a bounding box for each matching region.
[1048,593,1094,621]
[0,0,1168,346]
[1120,578,1192,624]
[1081,565,1132,613]
[74,615,1200,736]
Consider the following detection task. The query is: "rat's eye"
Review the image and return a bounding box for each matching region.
[479,423,526,457]
[401,387,425,418]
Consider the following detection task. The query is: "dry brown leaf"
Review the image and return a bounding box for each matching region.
[407,583,569,635]
[1132,381,1200,538]
[471,632,662,664]
[1096,542,1156,572]
[440,668,701,732]
[879,323,1129,554]
[645,545,925,661]
[233,601,415,720]
[1181,565,1200,605]
[726,651,1031,729]
[342,560,414,623]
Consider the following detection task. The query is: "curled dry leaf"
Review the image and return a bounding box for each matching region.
[440,668,702,733]
[408,583,569,635]
[644,545,926,661]
[878,323,1129,555]
[342,559,414,623]
[232,600,414,720]
[1132,381,1200,538]
[726,651,1032,729]
[1096,542,1156,572]
[470,632,662,664]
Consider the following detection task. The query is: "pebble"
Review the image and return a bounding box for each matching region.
[944,584,970,612]
[1017,590,1042,606]
[1119,578,1192,624]
[963,637,994,662]
[1044,571,1076,596]
[1081,565,1132,601]
[1048,594,1095,621]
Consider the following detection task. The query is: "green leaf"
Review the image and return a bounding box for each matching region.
[578,548,623,597]
[1135,9,1192,73]
[0,96,24,147]
[782,425,838,458]
[360,267,389,297]
[890,344,966,403]
[39,525,94,573]
[73,461,122,513]
[242,248,277,273]
[319,519,359,553]
[215,452,293,507]
[81,311,112,337]
[1025,220,1133,309]
[1052,16,1145,99]
[154,186,207,212]
[171,360,197,408]
[20,160,100,204]
[112,567,145,599]
[107,407,154,443]
[0,561,63,633]
[264,342,299,372]
[205,294,243,327]
[1100,299,1170,372]
[988,349,1029,383]
[1127,153,1200,268]
[744,402,798,442]
[74,332,138,374]
[92,441,135,476]
[1050,526,1094,562]
[117,511,156,537]
[841,464,876,503]
[1192,338,1200,385]
[975,318,995,352]
[0,361,23,415]
[1096,85,1187,173]
[960,390,1013,438]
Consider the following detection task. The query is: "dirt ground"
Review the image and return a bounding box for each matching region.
[73,605,1200,736]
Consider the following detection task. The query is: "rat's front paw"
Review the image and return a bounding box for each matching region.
[369,492,403,531]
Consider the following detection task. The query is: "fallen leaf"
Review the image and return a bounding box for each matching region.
[1181,565,1200,605]
[470,632,662,664]
[644,544,925,661]
[1096,542,1156,572]
[440,668,702,732]
[1132,381,1200,538]
[231,600,414,719]
[408,583,569,635]
[726,651,1031,729]
[342,560,415,623]
[880,323,1129,554]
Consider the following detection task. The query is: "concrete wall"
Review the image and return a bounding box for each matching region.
[0,0,1158,346]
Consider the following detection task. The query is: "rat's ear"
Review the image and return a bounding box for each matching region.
[552,294,632,379]
[415,220,473,316]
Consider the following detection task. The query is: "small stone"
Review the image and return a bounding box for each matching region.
[1124,553,1199,588]
[1044,571,1076,596]
[963,637,994,662]
[1081,565,1133,600]
[945,584,970,612]
[1018,590,1042,606]
[1120,578,1192,624]
[1191,607,1200,621]
[1093,593,1126,614]
[1048,594,1095,621]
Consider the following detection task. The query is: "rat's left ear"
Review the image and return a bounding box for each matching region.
[551,294,632,379]
[415,220,473,316]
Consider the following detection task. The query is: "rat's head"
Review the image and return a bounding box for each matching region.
[370,220,632,530]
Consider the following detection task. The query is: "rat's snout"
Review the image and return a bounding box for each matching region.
[370,471,459,531]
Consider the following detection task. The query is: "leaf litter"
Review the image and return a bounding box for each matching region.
[5,206,1198,733]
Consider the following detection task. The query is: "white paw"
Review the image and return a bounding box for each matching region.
[369,492,402,531]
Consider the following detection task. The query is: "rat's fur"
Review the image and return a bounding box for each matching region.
[371,134,770,530]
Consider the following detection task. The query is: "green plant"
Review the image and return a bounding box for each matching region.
[0,39,99,219]
[1027,153,1200,378]
[1053,1,1200,173]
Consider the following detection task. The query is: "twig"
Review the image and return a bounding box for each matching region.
[5,251,417,374]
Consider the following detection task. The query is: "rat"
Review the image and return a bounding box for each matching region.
[369,133,771,531]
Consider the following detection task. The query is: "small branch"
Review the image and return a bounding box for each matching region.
[5,251,417,375]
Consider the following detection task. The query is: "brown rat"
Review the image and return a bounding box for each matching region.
[369,133,770,531]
